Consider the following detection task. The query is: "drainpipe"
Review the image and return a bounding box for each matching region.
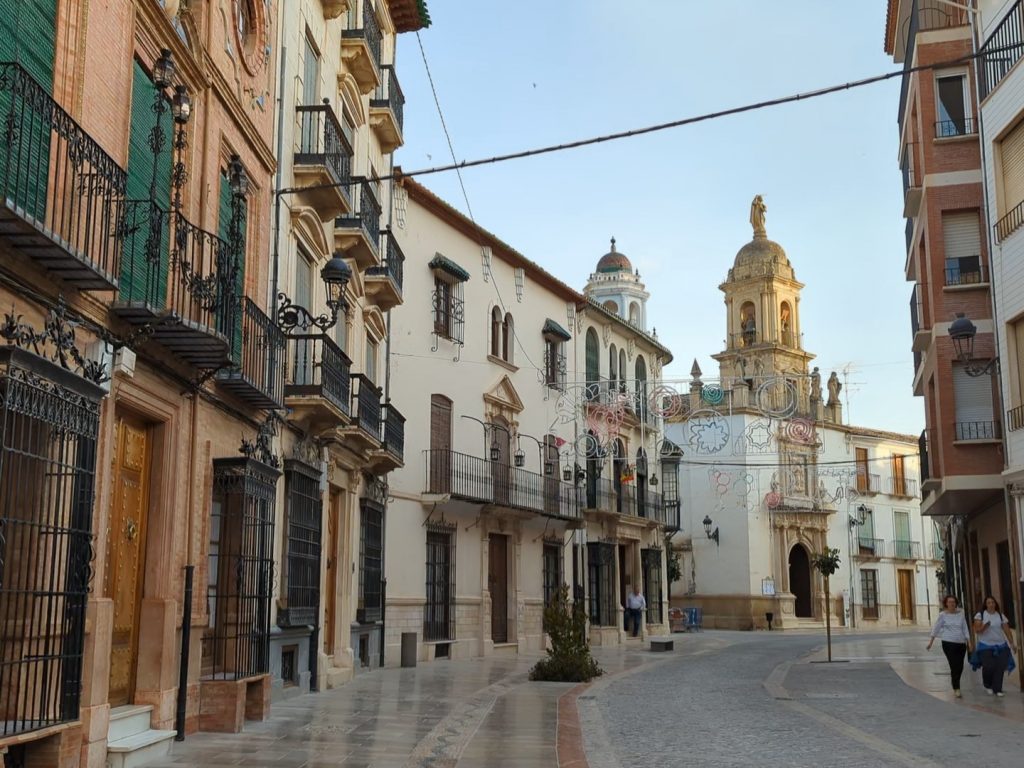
[175,391,201,740]
[271,44,289,317]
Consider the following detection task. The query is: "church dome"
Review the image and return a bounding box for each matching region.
[734,235,790,269]
[596,237,633,273]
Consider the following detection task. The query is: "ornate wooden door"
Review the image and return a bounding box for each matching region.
[105,416,151,706]
[489,535,508,643]
[324,489,341,654]
[898,569,915,620]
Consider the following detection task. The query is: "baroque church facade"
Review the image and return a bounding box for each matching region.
[665,200,941,630]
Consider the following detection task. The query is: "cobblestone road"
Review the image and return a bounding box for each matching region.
[582,631,1024,768]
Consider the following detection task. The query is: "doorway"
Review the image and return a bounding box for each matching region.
[898,569,915,620]
[618,543,629,629]
[788,545,812,618]
[490,419,511,506]
[105,415,153,706]
[323,489,341,655]
[489,534,509,643]
[997,541,1015,626]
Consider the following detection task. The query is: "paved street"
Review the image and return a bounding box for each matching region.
[143,630,1024,767]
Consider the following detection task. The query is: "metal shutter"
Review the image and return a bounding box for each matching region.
[0,0,56,90]
[1001,120,1024,211]
[953,364,995,436]
[943,212,981,260]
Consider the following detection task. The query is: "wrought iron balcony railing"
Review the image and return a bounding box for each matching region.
[284,333,352,417]
[919,430,931,483]
[856,538,886,558]
[295,101,353,190]
[1008,405,1024,433]
[350,373,382,440]
[856,473,881,494]
[366,230,404,292]
[935,116,978,138]
[955,420,1001,441]
[979,0,1024,100]
[945,259,986,286]
[371,64,404,133]
[335,178,381,265]
[995,199,1024,243]
[424,449,580,519]
[893,540,922,560]
[115,200,238,368]
[343,0,382,72]
[902,143,920,197]
[381,402,405,463]
[887,477,919,498]
[216,297,286,410]
[0,61,127,290]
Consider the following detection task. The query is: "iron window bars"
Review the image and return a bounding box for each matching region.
[587,542,617,627]
[429,256,468,357]
[204,455,279,680]
[424,523,456,642]
[278,460,322,628]
[642,549,664,626]
[358,498,384,623]
[0,345,104,737]
[542,542,563,631]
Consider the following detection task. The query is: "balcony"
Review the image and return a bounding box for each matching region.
[902,143,922,218]
[216,297,287,410]
[945,258,987,287]
[893,540,922,560]
[887,477,919,499]
[294,102,353,221]
[335,179,381,268]
[954,420,1001,442]
[931,542,946,561]
[284,333,352,430]
[581,476,670,525]
[112,201,236,369]
[0,61,126,290]
[369,65,405,153]
[979,0,1024,100]
[855,473,881,495]
[995,200,1024,244]
[369,401,405,472]
[423,449,580,520]
[364,229,404,310]
[341,0,382,94]
[343,372,382,448]
[935,116,978,139]
[910,285,928,353]
[1008,405,1024,433]
[854,538,885,559]
[919,430,933,487]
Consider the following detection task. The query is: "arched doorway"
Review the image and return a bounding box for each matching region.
[788,545,813,618]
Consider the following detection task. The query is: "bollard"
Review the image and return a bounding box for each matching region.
[401,632,417,668]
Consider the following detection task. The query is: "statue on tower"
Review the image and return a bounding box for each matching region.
[750,195,767,238]
[827,371,842,406]
[810,367,822,403]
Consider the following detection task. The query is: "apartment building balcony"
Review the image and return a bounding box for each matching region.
[369,65,405,153]
[341,0,382,94]
[854,538,886,559]
[0,61,126,291]
[335,179,381,268]
[342,372,382,449]
[893,540,922,560]
[944,257,988,288]
[294,101,353,221]
[423,449,581,521]
[855,473,881,495]
[112,201,237,369]
[1009,405,1024,433]
[582,477,668,526]
[954,420,1001,442]
[978,0,1024,101]
[216,297,287,410]
[995,200,1024,244]
[369,401,405,471]
[284,332,352,430]
[902,143,922,218]
[364,229,404,310]
[935,116,978,140]
[887,477,919,499]
[910,285,929,354]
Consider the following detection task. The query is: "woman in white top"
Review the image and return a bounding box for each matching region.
[973,595,1015,697]
[927,595,971,697]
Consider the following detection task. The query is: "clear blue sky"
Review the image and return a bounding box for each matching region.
[396,1,923,436]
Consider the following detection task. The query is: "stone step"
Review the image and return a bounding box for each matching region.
[108,705,154,743]
[491,642,519,656]
[107,728,177,768]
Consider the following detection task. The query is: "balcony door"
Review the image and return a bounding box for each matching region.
[894,510,912,558]
[300,35,320,148]
[429,395,452,493]
[292,251,314,384]
[490,418,511,506]
[489,534,509,643]
[897,570,915,620]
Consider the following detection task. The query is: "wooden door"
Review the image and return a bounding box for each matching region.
[898,569,914,620]
[788,545,812,618]
[324,489,341,654]
[855,448,869,492]
[489,535,508,643]
[429,395,452,493]
[490,420,511,506]
[105,416,151,706]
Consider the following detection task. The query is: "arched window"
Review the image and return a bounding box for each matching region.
[780,301,793,346]
[613,439,626,514]
[629,302,640,327]
[585,328,600,401]
[636,447,648,518]
[635,356,648,421]
[490,307,502,357]
[609,344,618,394]
[740,301,757,347]
[603,299,618,314]
[503,313,514,363]
[618,349,627,394]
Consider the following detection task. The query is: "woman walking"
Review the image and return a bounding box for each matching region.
[973,595,1016,697]
[927,595,970,697]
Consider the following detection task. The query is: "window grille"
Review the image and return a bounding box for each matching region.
[587,542,616,626]
[542,542,563,630]
[424,523,456,641]
[204,455,279,680]
[358,498,384,623]
[0,346,103,737]
[642,549,664,625]
[279,460,322,628]
[544,341,566,390]
[431,276,465,351]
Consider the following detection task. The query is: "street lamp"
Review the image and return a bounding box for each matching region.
[490,438,500,462]
[703,514,720,546]
[276,251,352,334]
[171,84,192,124]
[850,503,869,528]
[153,48,176,89]
[948,313,998,377]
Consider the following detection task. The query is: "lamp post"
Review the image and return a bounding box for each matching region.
[702,515,720,546]
[276,251,352,334]
[949,313,998,377]
[516,432,551,475]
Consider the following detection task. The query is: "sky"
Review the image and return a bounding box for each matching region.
[395,1,922,436]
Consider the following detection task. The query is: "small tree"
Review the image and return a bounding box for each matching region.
[665,535,682,586]
[530,585,603,683]
[811,548,842,662]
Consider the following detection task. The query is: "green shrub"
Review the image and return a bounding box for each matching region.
[530,585,604,683]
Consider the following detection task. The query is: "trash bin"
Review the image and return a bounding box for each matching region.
[401,632,417,668]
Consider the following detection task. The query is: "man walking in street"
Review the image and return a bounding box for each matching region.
[626,585,647,637]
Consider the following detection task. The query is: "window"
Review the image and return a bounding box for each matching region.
[935,73,969,137]
[433,277,453,337]
[943,211,983,285]
[618,349,627,392]
[629,302,640,327]
[997,119,1024,240]
[609,343,618,394]
[365,336,378,383]
[855,447,872,493]
[424,525,456,641]
[542,319,570,390]
[780,301,793,345]
[429,257,467,346]
[953,363,996,439]
[642,549,664,625]
[860,569,879,619]
[857,508,876,553]
[894,510,914,558]
[891,454,907,497]
[587,542,616,626]
[358,498,384,623]
[503,313,514,363]
[635,355,648,421]
[585,328,600,401]
[1010,317,1024,419]
[490,306,502,357]
[280,461,322,627]
[739,301,756,347]
[428,394,452,493]
[299,34,320,152]
[542,542,563,628]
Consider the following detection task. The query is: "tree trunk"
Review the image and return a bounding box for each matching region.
[824,574,832,662]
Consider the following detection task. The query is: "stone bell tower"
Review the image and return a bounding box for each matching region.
[712,196,817,412]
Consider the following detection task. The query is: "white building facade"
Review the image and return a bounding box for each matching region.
[665,203,940,629]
